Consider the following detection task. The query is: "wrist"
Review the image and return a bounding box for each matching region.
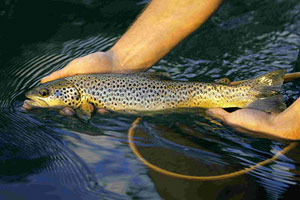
[106,49,148,74]
[107,47,150,73]
[270,113,299,140]
[104,49,124,73]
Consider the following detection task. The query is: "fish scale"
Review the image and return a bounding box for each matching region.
[25,70,286,120]
[66,74,183,111]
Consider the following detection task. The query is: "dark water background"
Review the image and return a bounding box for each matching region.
[1,0,300,199]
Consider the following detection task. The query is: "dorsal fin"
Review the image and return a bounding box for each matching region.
[216,78,232,85]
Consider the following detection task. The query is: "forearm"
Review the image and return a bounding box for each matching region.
[271,98,300,140]
[40,0,222,83]
[110,0,223,72]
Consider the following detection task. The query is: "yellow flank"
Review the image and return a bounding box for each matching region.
[25,70,286,116]
[65,74,257,111]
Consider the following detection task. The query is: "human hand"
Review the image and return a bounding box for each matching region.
[206,97,300,140]
[206,72,300,140]
[41,51,129,84]
[35,51,130,115]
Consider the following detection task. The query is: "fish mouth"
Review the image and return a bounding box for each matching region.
[24,92,49,109]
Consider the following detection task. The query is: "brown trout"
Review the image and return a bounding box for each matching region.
[24,70,286,120]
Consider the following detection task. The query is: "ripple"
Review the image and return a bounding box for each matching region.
[61,34,118,56]
[1,0,300,199]
[0,103,127,199]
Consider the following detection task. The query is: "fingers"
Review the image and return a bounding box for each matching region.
[41,68,68,83]
[59,107,76,116]
[22,100,33,110]
[40,55,96,83]
[40,52,117,84]
[23,99,76,117]
[41,58,80,83]
[59,107,107,117]
[22,100,34,111]
[206,108,230,122]
[97,108,109,114]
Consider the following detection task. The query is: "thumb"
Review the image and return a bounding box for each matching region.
[206,108,230,122]
[41,69,67,83]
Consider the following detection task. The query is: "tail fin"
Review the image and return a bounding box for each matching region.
[245,69,286,113]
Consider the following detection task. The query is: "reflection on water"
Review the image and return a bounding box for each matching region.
[1,0,300,199]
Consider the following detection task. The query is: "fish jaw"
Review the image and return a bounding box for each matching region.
[24,78,82,109]
[24,91,49,108]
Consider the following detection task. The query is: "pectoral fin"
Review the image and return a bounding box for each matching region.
[76,101,94,122]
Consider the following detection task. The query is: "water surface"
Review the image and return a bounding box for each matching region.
[0,0,300,199]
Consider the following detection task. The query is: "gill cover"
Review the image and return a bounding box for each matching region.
[25,79,81,108]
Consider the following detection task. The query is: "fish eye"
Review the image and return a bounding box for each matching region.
[39,88,50,97]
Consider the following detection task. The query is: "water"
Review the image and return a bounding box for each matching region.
[0,0,300,199]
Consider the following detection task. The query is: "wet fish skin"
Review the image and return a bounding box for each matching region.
[25,79,81,108]
[25,70,286,120]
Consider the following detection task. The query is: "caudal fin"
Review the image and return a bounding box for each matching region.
[245,69,286,113]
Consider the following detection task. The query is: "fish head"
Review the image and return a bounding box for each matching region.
[25,79,81,109]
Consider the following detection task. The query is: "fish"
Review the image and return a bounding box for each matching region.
[24,70,286,121]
